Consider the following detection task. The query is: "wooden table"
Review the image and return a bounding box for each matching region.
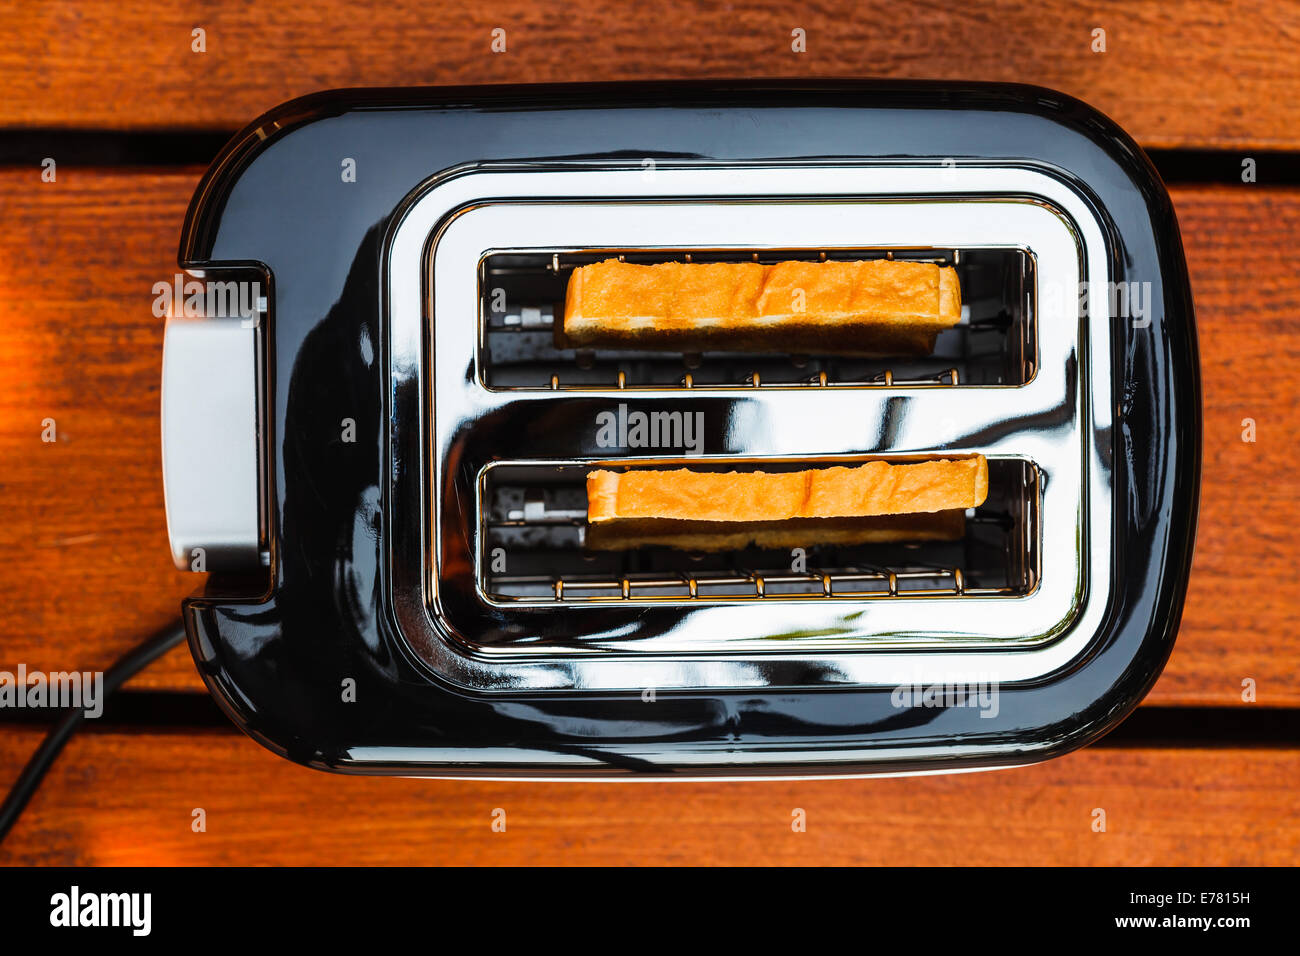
[1,0,1297,865]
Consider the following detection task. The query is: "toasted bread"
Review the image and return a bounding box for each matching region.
[585,457,988,551]
[562,258,962,356]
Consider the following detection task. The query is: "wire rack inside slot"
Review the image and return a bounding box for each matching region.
[480,460,1039,604]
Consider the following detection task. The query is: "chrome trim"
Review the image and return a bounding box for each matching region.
[342,743,1019,780]
[385,163,1113,691]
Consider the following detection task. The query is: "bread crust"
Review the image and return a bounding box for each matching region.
[584,512,968,551]
[562,258,962,356]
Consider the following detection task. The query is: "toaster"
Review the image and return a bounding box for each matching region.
[162,81,1199,778]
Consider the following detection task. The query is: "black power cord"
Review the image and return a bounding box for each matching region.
[0,619,188,845]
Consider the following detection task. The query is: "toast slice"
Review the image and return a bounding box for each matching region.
[561,258,962,356]
[584,457,988,551]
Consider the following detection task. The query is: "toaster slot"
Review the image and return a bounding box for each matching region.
[408,178,1098,683]
[479,458,1039,604]
[479,248,1035,390]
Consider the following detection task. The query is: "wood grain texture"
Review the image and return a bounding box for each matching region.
[0,171,1297,704]
[2,1,1299,149]
[0,730,1293,865]
[0,168,205,691]
[1164,186,1300,706]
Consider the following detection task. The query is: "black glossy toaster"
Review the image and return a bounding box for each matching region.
[161,81,1199,778]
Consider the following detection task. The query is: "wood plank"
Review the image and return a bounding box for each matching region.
[3,1,1299,149]
[1161,186,1300,706]
[0,730,1293,864]
[0,168,205,691]
[0,170,1296,705]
